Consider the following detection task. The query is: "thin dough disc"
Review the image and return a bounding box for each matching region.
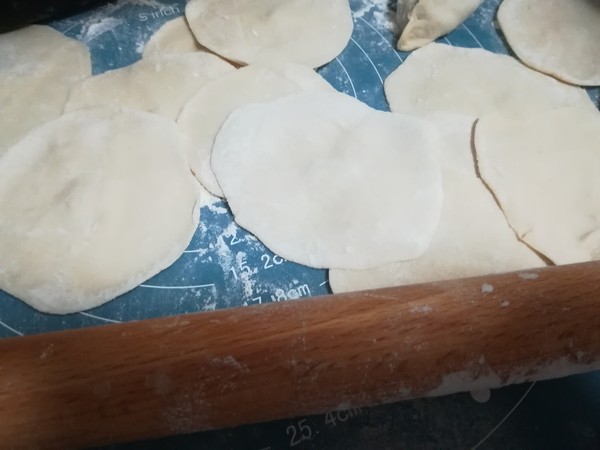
[384,43,596,117]
[0,25,91,155]
[498,0,600,86]
[329,113,544,293]
[65,52,235,119]
[177,63,332,196]
[396,0,482,51]
[185,0,353,68]
[142,16,205,57]
[475,107,600,264]
[212,91,443,270]
[0,106,201,314]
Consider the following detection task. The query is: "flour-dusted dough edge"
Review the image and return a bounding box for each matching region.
[0,106,202,314]
[142,16,205,57]
[212,91,443,270]
[185,0,354,68]
[65,52,235,119]
[475,106,600,265]
[329,112,544,293]
[0,25,91,155]
[177,63,333,196]
[498,0,600,86]
[396,0,483,51]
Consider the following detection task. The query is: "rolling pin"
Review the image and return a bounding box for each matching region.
[2,261,600,449]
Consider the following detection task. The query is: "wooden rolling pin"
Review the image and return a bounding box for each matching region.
[2,261,600,449]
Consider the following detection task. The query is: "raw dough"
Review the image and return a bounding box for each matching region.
[0,106,201,314]
[177,63,333,196]
[211,91,443,270]
[384,43,596,117]
[396,0,482,51]
[65,52,235,119]
[329,113,543,293]
[142,16,205,57]
[185,0,353,68]
[475,107,600,264]
[0,25,91,155]
[498,0,600,86]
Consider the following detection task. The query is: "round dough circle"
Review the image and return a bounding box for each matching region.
[0,25,91,155]
[329,113,543,293]
[384,43,596,117]
[65,52,235,119]
[185,0,353,68]
[498,0,600,86]
[475,107,600,264]
[211,91,443,270]
[0,107,201,314]
[177,63,332,196]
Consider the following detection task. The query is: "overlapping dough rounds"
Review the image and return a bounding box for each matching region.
[384,43,595,117]
[185,0,353,67]
[142,16,205,57]
[475,107,600,264]
[65,52,235,119]
[396,0,482,51]
[498,0,600,86]
[0,25,91,155]
[329,113,544,293]
[211,91,443,270]
[177,63,333,196]
[0,107,201,314]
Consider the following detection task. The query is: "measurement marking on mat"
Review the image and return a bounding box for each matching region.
[140,283,215,290]
[462,23,484,48]
[334,58,357,98]
[319,280,329,287]
[357,17,403,62]
[471,382,536,449]
[350,37,384,84]
[79,312,122,324]
[0,319,23,336]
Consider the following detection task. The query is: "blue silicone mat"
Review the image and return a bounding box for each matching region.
[2,0,600,448]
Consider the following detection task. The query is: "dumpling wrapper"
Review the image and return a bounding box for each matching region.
[0,106,201,314]
[211,91,443,270]
[329,113,544,293]
[396,0,483,51]
[65,52,235,119]
[142,16,205,57]
[185,0,353,68]
[384,43,596,117]
[475,107,600,264]
[0,25,91,155]
[177,63,333,196]
[498,0,600,87]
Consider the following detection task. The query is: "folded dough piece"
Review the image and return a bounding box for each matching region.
[142,16,205,57]
[385,43,596,116]
[185,0,353,68]
[498,0,600,86]
[396,0,483,51]
[0,25,91,155]
[475,107,600,264]
[0,106,201,314]
[177,63,332,196]
[212,91,443,270]
[329,113,543,293]
[65,52,235,119]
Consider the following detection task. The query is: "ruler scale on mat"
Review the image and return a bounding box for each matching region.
[1,0,599,448]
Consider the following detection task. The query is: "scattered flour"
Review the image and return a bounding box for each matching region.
[481,283,494,293]
[78,17,124,43]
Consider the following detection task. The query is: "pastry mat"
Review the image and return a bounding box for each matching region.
[1,0,599,447]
